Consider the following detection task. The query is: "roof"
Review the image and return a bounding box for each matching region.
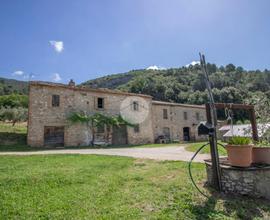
[220,124,270,137]
[29,81,152,99]
[219,125,232,131]
[30,81,206,109]
[152,100,205,109]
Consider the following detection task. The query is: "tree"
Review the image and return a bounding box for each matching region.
[68,112,134,146]
[245,92,270,142]
[0,107,28,126]
[0,94,28,108]
[225,64,236,72]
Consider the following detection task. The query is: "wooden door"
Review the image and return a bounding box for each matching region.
[112,125,127,145]
[44,126,64,146]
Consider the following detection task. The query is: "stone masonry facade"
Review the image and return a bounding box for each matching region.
[27,81,206,147]
[206,162,270,200]
[152,101,207,142]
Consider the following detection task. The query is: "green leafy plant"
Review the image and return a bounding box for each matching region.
[68,112,134,146]
[227,136,252,145]
[256,140,270,147]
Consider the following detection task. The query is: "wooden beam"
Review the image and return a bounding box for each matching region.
[214,103,254,110]
[214,103,259,142]
[249,108,259,141]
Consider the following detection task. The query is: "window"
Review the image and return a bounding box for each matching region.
[163,109,168,119]
[184,112,188,120]
[132,101,139,111]
[97,124,105,133]
[196,112,200,121]
[97,97,104,109]
[134,124,140,133]
[52,95,60,107]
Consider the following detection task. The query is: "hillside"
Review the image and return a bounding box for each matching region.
[81,63,270,121]
[81,63,270,104]
[0,77,28,95]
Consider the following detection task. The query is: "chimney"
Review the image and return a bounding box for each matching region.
[68,79,75,87]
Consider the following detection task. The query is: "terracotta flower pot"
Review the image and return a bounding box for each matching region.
[226,144,253,167]
[252,147,270,165]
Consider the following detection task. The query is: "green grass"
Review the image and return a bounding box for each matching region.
[0,155,269,219]
[185,141,227,156]
[0,122,27,147]
[0,122,27,133]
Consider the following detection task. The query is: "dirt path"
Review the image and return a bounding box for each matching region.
[0,145,210,162]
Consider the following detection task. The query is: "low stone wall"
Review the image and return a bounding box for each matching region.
[205,161,270,200]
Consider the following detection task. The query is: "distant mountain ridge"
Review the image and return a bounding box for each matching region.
[0,77,28,95]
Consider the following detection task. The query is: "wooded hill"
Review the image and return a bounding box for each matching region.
[81,63,270,105]
[0,77,28,95]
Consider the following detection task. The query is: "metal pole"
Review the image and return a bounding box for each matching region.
[200,53,222,191]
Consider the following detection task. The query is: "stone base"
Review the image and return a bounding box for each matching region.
[205,158,270,200]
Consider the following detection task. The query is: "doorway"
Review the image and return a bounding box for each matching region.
[44,126,64,147]
[112,125,128,145]
[183,127,190,141]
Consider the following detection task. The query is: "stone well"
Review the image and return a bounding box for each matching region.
[205,158,270,200]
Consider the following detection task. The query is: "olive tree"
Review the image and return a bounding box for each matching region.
[0,107,28,126]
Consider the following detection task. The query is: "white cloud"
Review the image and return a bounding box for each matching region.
[13,70,24,76]
[52,73,61,82]
[146,65,166,70]
[49,41,64,53]
[185,61,200,67]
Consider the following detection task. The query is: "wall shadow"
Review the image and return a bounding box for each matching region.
[189,190,270,220]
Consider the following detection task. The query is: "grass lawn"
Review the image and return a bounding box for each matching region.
[0,155,270,219]
[185,141,227,156]
[0,122,27,133]
[0,122,27,149]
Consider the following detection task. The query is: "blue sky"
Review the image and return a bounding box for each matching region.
[0,0,270,83]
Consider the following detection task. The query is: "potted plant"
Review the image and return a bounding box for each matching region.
[226,136,253,167]
[253,140,270,165]
[246,93,270,165]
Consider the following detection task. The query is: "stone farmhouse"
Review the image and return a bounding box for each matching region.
[27,81,207,147]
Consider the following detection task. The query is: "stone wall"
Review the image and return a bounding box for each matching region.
[27,82,207,147]
[206,162,270,200]
[27,82,154,147]
[152,102,207,142]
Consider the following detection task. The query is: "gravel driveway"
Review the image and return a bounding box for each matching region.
[0,145,210,162]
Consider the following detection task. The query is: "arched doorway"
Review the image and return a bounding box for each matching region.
[183,127,190,141]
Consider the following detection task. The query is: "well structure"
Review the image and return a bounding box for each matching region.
[205,158,270,200]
